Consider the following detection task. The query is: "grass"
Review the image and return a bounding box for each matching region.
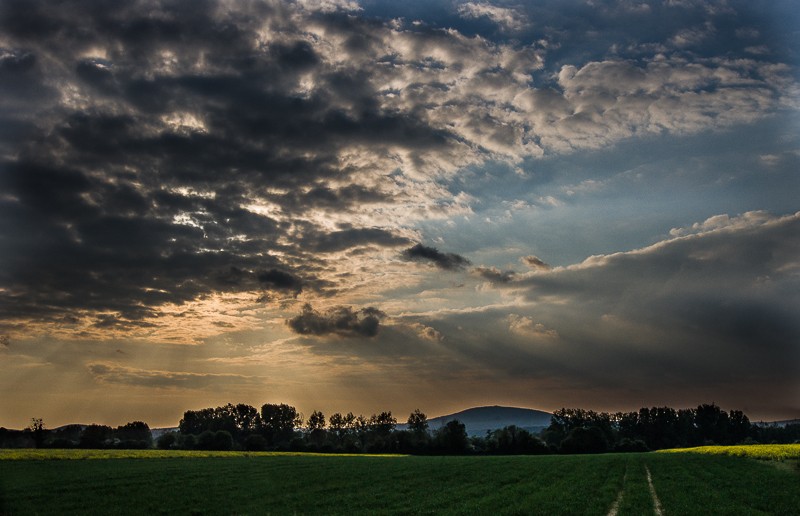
[0,448,395,460]
[0,448,798,515]
[647,453,800,515]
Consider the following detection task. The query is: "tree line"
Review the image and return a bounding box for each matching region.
[1,402,798,454]
[0,419,153,449]
[541,404,783,454]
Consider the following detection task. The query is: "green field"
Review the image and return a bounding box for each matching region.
[1,448,798,515]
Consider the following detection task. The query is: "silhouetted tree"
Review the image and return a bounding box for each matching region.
[614,437,649,452]
[197,430,216,450]
[560,426,608,454]
[115,421,152,448]
[179,407,217,436]
[156,432,177,450]
[397,409,431,453]
[407,409,429,434]
[676,408,697,447]
[261,403,302,448]
[327,412,362,451]
[695,403,729,445]
[180,433,197,450]
[307,411,326,432]
[328,412,346,445]
[434,419,469,454]
[486,425,548,455]
[229,403,262,439]
[306,410,327,449]
[244,434,268,451]
[362,412,397,453]
[178,403,261,447]
[545,408,614,448]
[22,399,767,454]
[728,410,750,444]
[80,424,113,448]
[369,412,397,436]
[46,424,83,448]
[213,430,234,451]
[27,418,46,448]
[636,407,680,450]
[756,422,800,444]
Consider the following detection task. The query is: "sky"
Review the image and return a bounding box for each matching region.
[1,0,798,429]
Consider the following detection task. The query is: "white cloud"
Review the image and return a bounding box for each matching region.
[416,324,445,342]
[457,2,530,32]
[670,24,714,47]
[667,210,778,237]
[294,0,361,13]
[507,314,558,339]
[87,362,263,389]
[517,55,792,152]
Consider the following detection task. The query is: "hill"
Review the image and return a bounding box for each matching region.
[754,419,800,428]
[424,406,553,436]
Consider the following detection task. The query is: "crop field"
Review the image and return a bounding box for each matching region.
[657,443,800,461]
[1,447,798,515]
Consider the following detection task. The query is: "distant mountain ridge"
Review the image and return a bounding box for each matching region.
[425,406,553,437]
[754,419,800,428]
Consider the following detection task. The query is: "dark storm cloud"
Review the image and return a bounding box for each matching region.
[471,266,515,283]
[305,227,412,253]
[258,269,303,295]
[358,213,799,416]
[287,303,386,338]
[491,213,800,385]
[0,0,795,335]
[402,244,471,271]
[328,213,788,412]
[0,0,460,327]
[267,185,392,214]
[521,255,551,271]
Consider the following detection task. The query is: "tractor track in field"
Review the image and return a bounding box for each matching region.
[608,461,664,516]
[645,464,663,516]
[606,464,628,516]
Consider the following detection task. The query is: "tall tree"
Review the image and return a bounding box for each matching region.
[695,403,729,445]
[179,408,217,435]
[27,418,46,448]
[369,412,396,436]
[727,410,750,444]
[307,411,326,432]
[115,421,152,447]
[434,419,469,454]
[407,409,429,434]
[261,403,302,447]
[79,424,113,449]
[306,410,327,448]
[230,403,262,438]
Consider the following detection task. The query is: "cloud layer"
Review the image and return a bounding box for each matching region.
[1,0,794,336]
[287,303,385,337]
[1,0,798,425]
[403,244,471,270]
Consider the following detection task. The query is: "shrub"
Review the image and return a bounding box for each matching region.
[156,432,177,450]
[46,438,75,449]
[213,431,233,451]
[180,434,197,450]
[560,426,609,454]
[244,434,267,451]
[197,430,216,450]
[614,438,649,453]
